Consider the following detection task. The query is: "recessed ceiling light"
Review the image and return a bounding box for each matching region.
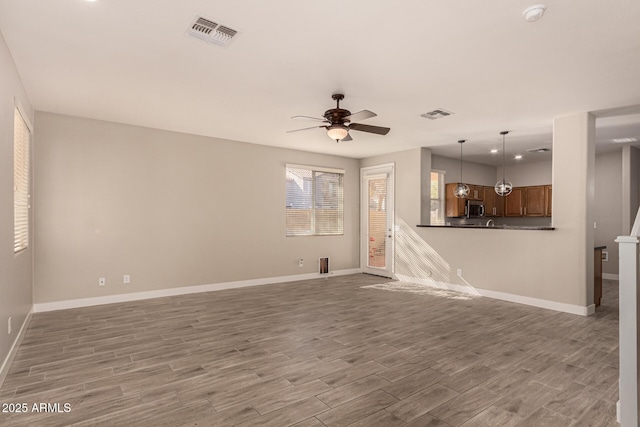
[612,137,638,143]
[514,155,523,160]
[490,149,498,154]
[523,4,547,22]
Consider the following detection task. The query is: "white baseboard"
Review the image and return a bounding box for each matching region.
[603,273,619,281]
[0,309,33,388]
[395,275,594,316]
[33,269,361,313]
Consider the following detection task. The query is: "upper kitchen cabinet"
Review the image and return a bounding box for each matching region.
[524,186,546,217]
[483,186,504,217]
[504,185,552,217]
[505,187,525,216]
[445,183,465,217]
[545,185,552,217]
[468,185,484,201]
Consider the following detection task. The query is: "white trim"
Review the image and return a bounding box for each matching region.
[363,173,388,181]
[603,273,619,281]
[396,274,595,316]
[33,269,361,313]
[14,98,33,132]
[285,163,345,175]
[617,400,621,423]
[361,162,395,175]
[0,310,33,388]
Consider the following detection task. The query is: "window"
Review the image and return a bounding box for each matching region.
[430,170,445,225]
[286,164,344,236]
[14,107,31,253]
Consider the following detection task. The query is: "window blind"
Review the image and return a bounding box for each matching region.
[14,107,30,253]
[286,165,344,236]
[430,170,445,225]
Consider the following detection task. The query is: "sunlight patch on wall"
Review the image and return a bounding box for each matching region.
[394,216,450,282]
[393,216,480,295]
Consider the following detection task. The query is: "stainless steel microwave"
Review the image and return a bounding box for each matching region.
[466,200,486,218]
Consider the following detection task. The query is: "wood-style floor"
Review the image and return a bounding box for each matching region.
[0,274,619,426]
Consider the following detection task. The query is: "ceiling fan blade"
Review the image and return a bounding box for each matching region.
[344,110,377,123]
[291,115,327,122]
[341,134,353,142]
[349,123,390,135]
[286,125,325,133]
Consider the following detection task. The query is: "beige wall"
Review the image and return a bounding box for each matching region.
[595,150,623,275]
[431,155,497,186]
[498,160,552,187]
[0,32,33,375]
[33,113,360,304]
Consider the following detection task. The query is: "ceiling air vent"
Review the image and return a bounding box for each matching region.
[187,16,239,47]
[526,147,552,153]
[421,109,454,120]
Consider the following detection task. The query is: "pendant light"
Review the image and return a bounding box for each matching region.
[453,139,470,198]
[495,131,513,196]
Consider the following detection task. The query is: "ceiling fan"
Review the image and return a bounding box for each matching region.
[287,94,390,142]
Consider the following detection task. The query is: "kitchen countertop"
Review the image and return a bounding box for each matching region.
[417,224,555,230]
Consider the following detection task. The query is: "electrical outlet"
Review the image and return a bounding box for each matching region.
[99,277,106,286]
[299,259,304,267]
[123,275,131,284]
[8,317,11,335]
[457,268,463,277]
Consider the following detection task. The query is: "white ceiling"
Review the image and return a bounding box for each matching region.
[1,0,639,161]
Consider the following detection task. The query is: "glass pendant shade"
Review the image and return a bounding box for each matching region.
[495,131,512,196]
[454,139,468,198]
[454,182,470,198]
[494,180,513,196]
[327,124,348,141]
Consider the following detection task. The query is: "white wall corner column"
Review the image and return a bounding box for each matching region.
[552,112,596,308]
[616,207,640,426]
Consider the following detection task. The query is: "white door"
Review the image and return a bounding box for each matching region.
[361,164,394,277]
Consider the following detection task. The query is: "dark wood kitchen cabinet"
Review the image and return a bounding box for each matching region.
[483,186,503,217]
[468,185,484,201]
[445,182,551,218]
[524,186,546,217]
[504,187,524,217]
[445,183,466,217]
[545,185,552,217]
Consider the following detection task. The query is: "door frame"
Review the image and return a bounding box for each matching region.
[360,163,395,278]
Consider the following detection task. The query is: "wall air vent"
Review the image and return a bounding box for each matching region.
[187,16,239,47]
[420,109,454,120]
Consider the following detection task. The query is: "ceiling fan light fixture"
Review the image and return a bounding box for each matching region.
[327,124,348,141]
[523,4,546,22]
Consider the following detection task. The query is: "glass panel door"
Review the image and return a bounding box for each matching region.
[361,164,394,277]
[368,176,387,269]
